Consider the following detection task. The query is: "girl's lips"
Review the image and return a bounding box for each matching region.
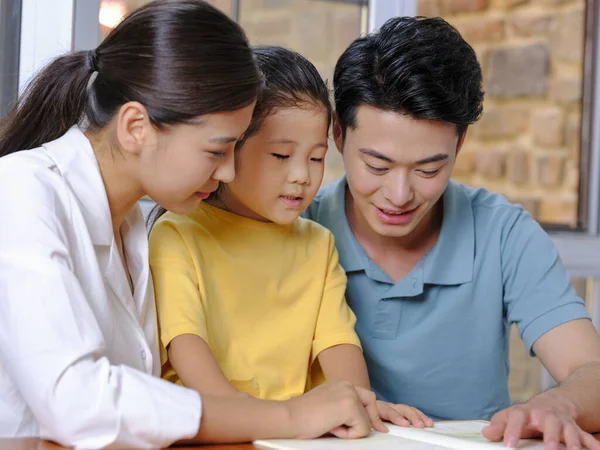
[280,195,303,208]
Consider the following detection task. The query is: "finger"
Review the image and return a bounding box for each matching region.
[581,431,600,450]
[331,399,373,439]
[503,408,529,448]
[356,390,388,433]
[539,415,561,450]
[400,406,426,428]
[377,402,408,427]
[561,423,582,450]
[482,411,508,442]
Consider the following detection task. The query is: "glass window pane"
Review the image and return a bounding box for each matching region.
[99,0,233,40]
[418,0,586,228]
[239,0,366,186]
[508,277,589,403]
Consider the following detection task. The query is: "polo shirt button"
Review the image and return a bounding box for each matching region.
[140,349,147,361]
[412,280,417,288]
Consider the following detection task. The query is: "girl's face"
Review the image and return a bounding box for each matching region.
[139,103,255,214]
[220,103,329,224]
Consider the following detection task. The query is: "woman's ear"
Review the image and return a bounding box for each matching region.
[116,101,152,156]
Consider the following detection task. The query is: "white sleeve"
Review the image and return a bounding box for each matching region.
[0,165,201,449]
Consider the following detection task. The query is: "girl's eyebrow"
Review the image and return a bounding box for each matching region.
[209,136,238,144]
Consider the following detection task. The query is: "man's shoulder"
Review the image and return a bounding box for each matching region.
[304,177,345,223]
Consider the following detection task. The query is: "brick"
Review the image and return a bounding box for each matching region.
[509,196,541,217]
[564,113,581,161]
[486,44,549,98]
[471,105,530,139]
[536,153,566,186]
[550,9,585,64]
[549,76,582,105]
[453,150,476,176]
[243,14,293,44]
[506,148,530,185]
[442,0,487,14]
[475,149,506,179]
[538,196,578,226]
[455,17,505,43]
[331,10,362,57]
[418,0,442,17]
[531,108,564,147]
[291,10,333,62]
[511,12,552,37]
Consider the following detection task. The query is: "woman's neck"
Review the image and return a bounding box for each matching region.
[85,129,144,234]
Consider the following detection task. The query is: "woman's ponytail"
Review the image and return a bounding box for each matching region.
[0,50,94,157]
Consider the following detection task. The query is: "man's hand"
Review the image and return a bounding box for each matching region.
[375,400,434,428]
[482,390,600,450]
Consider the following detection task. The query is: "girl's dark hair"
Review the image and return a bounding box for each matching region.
[148,45,332,228]
[238,45,332,146]
[0,0,261,157]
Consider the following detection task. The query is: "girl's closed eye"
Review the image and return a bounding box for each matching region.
[209,150,227,158]
[310,157,324,163]
[271,153,289,160]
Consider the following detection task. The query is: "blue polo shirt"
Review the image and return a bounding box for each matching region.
[304,177,590,420]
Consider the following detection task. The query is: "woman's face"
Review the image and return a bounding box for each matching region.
[139,103,255,214]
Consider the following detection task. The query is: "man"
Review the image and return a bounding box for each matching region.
[305,16,600,450]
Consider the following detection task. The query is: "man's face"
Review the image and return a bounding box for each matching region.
[335,105,463,240]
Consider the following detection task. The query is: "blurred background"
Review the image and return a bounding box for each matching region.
[1,0,599,407]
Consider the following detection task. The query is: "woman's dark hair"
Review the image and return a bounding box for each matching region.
[334,16,484,140]
[0,0,261,157]
[148,45,331,228]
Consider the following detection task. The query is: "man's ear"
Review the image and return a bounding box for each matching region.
[456,128,468,156]
[332,116,344,154]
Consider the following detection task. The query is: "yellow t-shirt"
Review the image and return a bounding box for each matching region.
[149,202,361,400]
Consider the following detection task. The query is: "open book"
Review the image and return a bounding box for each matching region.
[254,420,566,450]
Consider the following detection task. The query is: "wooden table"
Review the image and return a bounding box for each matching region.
[1,434,599,449]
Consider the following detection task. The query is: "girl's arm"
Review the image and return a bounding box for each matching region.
[317,344,370,389]
[168,333,241,396]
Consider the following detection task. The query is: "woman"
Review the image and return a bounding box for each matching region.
[0,1,385,448]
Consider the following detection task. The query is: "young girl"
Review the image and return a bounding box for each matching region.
[150,46,433,428]
[0,2,387,448]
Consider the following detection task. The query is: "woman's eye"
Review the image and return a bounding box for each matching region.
[311,157,324,163]
[209,151,226,158]
[272,153,289,160]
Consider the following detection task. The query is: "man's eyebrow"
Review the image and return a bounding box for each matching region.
[415,153,449,165]
[359,148,394,163]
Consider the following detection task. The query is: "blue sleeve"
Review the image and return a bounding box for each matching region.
[501,209,590,355]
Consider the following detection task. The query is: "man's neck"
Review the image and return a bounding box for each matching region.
[345,189,443,282]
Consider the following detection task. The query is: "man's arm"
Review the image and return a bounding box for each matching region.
[483,319,600,450]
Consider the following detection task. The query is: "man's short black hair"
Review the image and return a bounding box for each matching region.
[334,16,484,139]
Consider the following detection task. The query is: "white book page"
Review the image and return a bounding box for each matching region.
[388,421,561,450]
[254,431,450,450]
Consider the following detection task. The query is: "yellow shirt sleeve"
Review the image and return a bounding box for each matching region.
[311,232,362,362]
[149,219,208,352]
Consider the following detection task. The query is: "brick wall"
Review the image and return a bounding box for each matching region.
[418,0,585,227]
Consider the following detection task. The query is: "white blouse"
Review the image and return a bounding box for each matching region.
[0,128,201,449]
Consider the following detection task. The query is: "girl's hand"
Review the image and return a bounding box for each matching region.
[376,401,434,428]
